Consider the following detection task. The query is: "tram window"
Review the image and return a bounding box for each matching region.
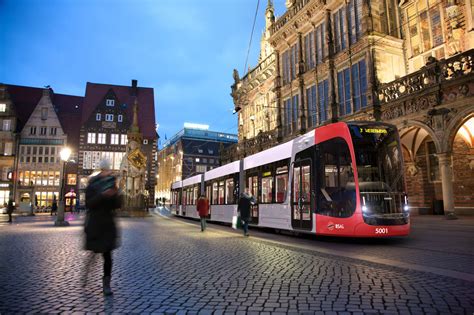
[206,184,212,203]
[247,175,258,200]
[193,186,198,204]
[225,179,234,204]
[212,182,218,205]
[261,175,273,203]
[316,137,356,218]
[218,181,225,204]
[275,166,288,203]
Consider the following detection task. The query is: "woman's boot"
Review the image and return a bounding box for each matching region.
[102,276,113,296]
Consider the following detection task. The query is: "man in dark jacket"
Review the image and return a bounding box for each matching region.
[84,159,122,296]
[7,197,14,223]
[238,188,256,236]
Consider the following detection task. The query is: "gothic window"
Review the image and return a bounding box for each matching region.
[315,23,326,64]
[406,0,444,59]
[333,7,347,53]
[304,31,315,70]
[337,68,351,116]
[348,0,363,43]
[306,85,317,128]
[281,42,299,84]
[337,59,367,116]
[318,80,329,123]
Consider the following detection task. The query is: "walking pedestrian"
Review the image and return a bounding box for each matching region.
[50,196,58,216]
[83,158,122,296]
[237,188,256,237]
[196,194,209,232]
[7,197,14,223]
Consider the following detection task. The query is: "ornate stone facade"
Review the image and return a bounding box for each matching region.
[226,0,474,215]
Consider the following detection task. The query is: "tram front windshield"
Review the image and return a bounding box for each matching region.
[349,124,408,225]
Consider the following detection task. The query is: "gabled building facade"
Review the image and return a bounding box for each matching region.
[77,80,157,206]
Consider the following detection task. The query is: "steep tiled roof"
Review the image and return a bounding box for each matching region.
[5,85,84,147]
[82,82,157,139]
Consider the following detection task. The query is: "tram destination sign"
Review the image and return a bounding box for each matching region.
[359,127,388,134]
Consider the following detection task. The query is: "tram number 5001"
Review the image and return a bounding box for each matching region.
[375,228,389,234]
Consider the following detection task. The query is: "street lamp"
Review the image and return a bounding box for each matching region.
[55,147,71,226]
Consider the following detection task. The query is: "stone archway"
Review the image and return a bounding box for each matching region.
[442,110,474,215]
[398,120,443,215]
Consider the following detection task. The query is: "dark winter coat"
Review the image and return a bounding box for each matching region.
[51,201,58,212]
[238,193,255,221]
[196,197,209,217]
[84,173,122,253]
[7,200,14,215]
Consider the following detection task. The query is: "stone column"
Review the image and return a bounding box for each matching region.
[438,152,457,219]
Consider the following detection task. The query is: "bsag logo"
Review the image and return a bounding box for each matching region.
[328,222,344,230]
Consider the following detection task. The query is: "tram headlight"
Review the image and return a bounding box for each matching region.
[362,205,369,212]
[403,205,409,212]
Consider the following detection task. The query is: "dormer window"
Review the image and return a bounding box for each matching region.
[96,113,101,121]
[30,126,36,135]
[105,114,114,122]
[106,99,115,106]
[118,115,123,122]
[0,104,6,112]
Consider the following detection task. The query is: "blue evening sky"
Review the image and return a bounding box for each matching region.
[0,0,285,148]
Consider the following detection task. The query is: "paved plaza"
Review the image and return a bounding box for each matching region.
[0,210,473,314]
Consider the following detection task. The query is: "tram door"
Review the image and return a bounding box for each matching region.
[291,158,312,230]
[247,174,259,225]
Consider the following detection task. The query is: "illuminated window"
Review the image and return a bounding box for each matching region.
[106,99,115,106]
[0,104,6,112]
[87,133,96,144]
[96,113,101,121]
[406,0,444,59]
[121,134,127,145]
[111,134,119,145]
[105,114,114,121]
[67,174,77,185]
[118,115,123,122]
[98,133,106,144]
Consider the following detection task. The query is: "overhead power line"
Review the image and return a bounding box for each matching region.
[244,0,261,75]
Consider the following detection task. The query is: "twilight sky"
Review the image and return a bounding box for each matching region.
[0,0,285,148]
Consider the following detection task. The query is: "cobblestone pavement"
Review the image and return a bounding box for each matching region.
[0,211,473,314]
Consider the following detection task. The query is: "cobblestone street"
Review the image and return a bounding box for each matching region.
[0,211,473,314]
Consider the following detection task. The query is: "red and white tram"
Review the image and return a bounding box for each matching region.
[170,121,410,237]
